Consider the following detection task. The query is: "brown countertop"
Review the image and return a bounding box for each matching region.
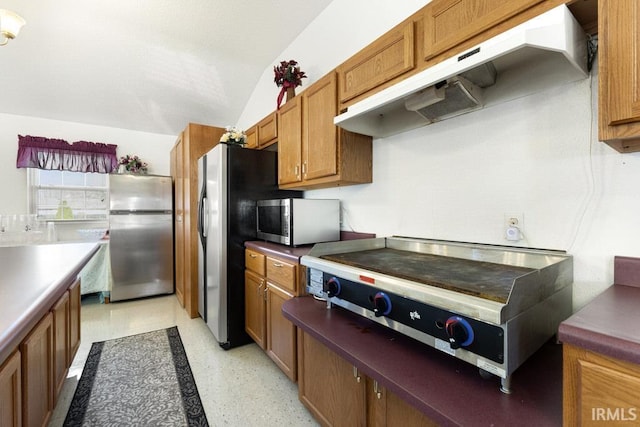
[558,256,640,365]
[283,296,562,427]
[245,240,313,263]
[0,242,99,365]
[558,284,640,364]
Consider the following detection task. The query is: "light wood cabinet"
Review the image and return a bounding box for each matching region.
[257,112,278,148]
[69,279,81,364]
[422,0,544,60]
[244,269,266,349]
[21,312,54,427]
[52,292,69,405]
[170,139,185,307]
[598,0,640,152]
[337,21,415,106]
[564,343,640,426]
[246,112,278,150]
[298,330,436,426]
[0,350,21,427]
[244,248,300,381]
[171,123,225,318]
[278,72,373,190]
[245,125,258,149]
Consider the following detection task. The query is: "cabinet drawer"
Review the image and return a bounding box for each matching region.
[245,249,265,275]
[266,256,296,293]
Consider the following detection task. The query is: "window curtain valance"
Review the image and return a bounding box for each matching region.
[16,135,118,173]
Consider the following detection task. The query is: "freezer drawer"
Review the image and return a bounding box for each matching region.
[109,213,174,301]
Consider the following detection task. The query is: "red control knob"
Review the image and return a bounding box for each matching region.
[373,292,392,317]
[445,316,474,349]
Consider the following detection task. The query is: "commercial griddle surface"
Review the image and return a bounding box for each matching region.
[320,248,535,303]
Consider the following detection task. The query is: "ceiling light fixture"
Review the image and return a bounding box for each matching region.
[0,9,26,46]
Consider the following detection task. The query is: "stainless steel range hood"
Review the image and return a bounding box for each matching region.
[334,4,588,138]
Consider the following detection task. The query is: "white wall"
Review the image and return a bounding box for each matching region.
[237,0,640,310]
[0,112,176,214]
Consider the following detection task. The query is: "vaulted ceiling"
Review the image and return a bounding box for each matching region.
[0,0,333,135]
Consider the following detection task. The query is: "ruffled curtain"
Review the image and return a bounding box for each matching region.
[16,135,118,173]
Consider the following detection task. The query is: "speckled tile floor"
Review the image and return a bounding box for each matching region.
[48,294,319,427]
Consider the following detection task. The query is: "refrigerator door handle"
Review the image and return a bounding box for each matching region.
[202,197,209,238]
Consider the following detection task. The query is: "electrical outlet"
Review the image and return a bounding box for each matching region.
[504,213,524,241]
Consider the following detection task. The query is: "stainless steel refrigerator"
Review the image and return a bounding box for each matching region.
[197,143,300,349]
[108,174,174,302]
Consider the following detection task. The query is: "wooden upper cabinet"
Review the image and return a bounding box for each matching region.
[598,0,640,152]
[278,72,372,190]
[257,112,278,148]
[423,0,544,60]
[338,21,415,106]
[277,96,303,185]
[245,125,258,149]
[303,72,338,181]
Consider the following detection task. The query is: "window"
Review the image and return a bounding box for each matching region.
[28,169,109,221]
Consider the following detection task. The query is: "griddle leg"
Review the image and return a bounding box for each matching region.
[500,376,512,394]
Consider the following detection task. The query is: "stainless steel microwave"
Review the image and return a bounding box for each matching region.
[256,199,340,246]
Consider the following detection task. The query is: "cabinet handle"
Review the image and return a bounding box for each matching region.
[264,286,268,301]
[294,165,300,176]
[302,162,307,175]
[373,380,383,399]
[257,281,264,296]
[249,253,257,258]
[273,262,283,268]
[353,366,361,383]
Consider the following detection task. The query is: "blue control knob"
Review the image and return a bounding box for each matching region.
[373,292,392,317]
[324,277,341,297]
[445,316,474,349]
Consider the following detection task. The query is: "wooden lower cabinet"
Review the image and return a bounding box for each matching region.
[52,291,70,405]
[266,284,296,380]
[244,248,299,381]
[0,351,21,427]
[244,269,266,349]
[21,312,54,427]
[69,279,81,364]
[564,343,640,426]
[298,330,437,427]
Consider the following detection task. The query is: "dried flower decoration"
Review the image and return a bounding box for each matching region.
[118,154,148,173]
[273,60,307,109]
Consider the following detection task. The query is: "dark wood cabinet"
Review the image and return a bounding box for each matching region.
[52,291,69,405]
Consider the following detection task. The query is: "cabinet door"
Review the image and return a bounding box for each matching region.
[298,330,366,426]
[21,312,54,427]
[277,96,303,185]
[171,136,185,307]
[598,0,640,151]
[303,72,339,182]
[564,344,640,426]
[338,21,415,105]
[266,284,296,381]
[245,126,258,149]
[257,112,278,148]
[52,292,70,405]
[423,0,543,60]
[245,270,266,349]
[0,351,21,427]
[69,278,81,364]
[366,377,438,427]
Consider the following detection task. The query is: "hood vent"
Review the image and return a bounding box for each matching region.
[334,5,588,138]
[405,76,485,123]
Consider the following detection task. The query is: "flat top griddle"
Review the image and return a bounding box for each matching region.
[320,248,535,303]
